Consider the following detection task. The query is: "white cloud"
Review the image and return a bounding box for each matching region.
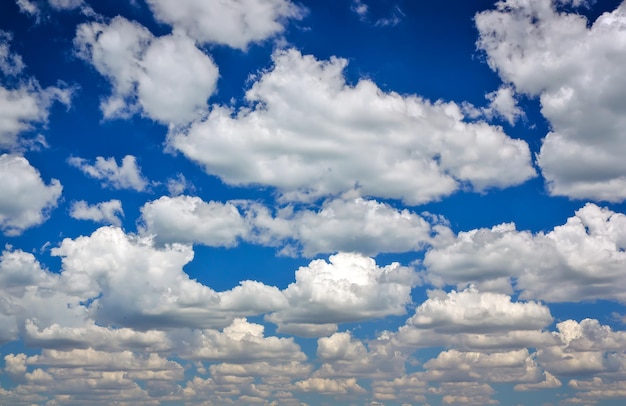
[393,287,556,352]
[74,16,218,124]
[51,226,285,330]
[294,377,366,395]
[0,31,24,76]
[15,0,40,18]
[68,155,148,191]
[0,33,72,150]
[145,0,305,49]
[139,195,248,247]
[173,318,305,362]
[351,0,368,19]
[246,197,436,257]
[70,199,124,226]
[476,0,626,201]
[424,203,626,303]
[482,86,523,125]
[168,49,536,204]
[514,371,561,391]
[0,154,62,235]
[406,286,553,333]
[314,331,406,379]
[422,348,541,384]
[266,252,417,336]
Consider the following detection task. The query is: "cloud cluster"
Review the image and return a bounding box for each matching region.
[424,203,626,302]
[476,0,626,201]
[69,199,124,226]
[138,195,439,256]
[168,49,536,204]
[74,16,218,124]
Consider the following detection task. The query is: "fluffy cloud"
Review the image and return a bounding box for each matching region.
[68,155,148,191]
[69,199,123,226]
[51,226,286,330]
[0,154,62,235]
[173,318,305,362]
[74,16,218,124]
[294,377,366,395]
[246,196,437,257]
[393,287,556,352]
[314,331,406,379]
[265,252,417,336]
[476,0,626,201]
[145,0,304,49]
[139,195,249,247]
[140,195,440,257]
[168,49,536,204]
[424,203,626,302]
[422,348,542,384]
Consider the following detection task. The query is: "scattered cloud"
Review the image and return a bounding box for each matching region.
[424,203,626,303]
[68,155,148,191]
[69,199,124,226]
[0,154,62,235]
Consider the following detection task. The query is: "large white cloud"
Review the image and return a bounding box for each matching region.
[145,0,304,49]
[424,203,626,302]
[51,226,287,330]
[74,16,218,124]
[246,196,437,257]
[265,252,417,336]
[0,154,62,235]
[476,0,626,201]
[168,49,536,204]
[139,195,249,247]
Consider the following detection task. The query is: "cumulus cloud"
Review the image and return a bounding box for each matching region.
[476,0,626,201]
[69,199,124,226]
[168,49,536,204]
[424,203,626,303]
[294,377,366,395]
[74,16,218,124]
[139,195,249,247]
[0,154,62,235]
[68,155,148,191]
[145,0,305,49]
[393,287,555,353]
[246,196,437,257]
[266,252,417,336]
[173,318,305,362]
[51,226,286,330]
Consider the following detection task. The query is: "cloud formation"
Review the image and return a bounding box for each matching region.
[74,16,218,124]
[0,154,62,235]
[476,0,626,201]
[168,49,536,204]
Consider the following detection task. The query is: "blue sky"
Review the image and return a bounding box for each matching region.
[2,0,626,404]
